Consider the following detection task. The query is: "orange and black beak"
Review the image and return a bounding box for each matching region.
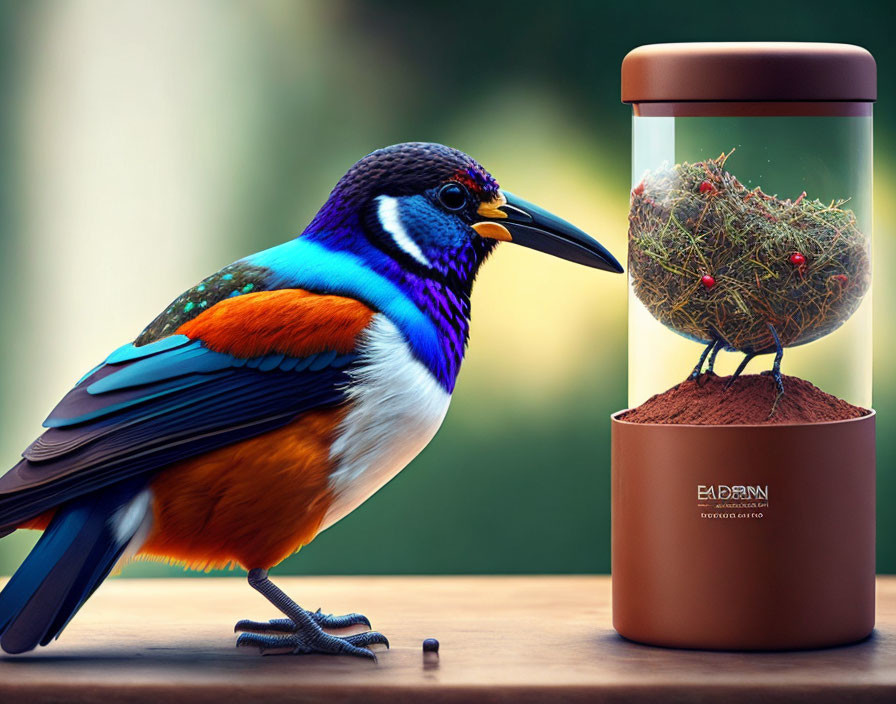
[472,191,623,273]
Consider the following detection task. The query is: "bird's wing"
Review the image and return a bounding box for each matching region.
[0,289,375,530]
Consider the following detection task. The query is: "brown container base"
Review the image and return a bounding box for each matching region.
[615,626,874,653]
[611,412,876,651]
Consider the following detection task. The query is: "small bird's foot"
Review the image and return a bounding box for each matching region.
[235,608,371,633]
[235,617,388,658]
[236,568,387,659]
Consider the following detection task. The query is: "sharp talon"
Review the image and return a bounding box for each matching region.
[344,631,389,649]
[351,643,379,661]
[311,610,373,630]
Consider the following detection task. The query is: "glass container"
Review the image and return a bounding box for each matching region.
[612,43,877,650]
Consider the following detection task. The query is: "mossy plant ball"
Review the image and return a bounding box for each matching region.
[628,152,870,354]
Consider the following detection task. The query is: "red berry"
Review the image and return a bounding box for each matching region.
[701,275,716,289]
[699,181,715,194]
[633,182,644,196]
[833,274,848,284]
[790,252,806,267]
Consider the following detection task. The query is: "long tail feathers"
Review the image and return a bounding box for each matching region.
[0,482,147,654]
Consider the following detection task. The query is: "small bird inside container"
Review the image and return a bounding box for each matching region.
[628,151,870,401]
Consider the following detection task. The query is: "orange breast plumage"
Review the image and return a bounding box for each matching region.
[139,406,347,571]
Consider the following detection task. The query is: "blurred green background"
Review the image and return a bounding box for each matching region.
[0,0,893,577]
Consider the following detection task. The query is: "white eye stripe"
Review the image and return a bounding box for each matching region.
[376,195,431,267]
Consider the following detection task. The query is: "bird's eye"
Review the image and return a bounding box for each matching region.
[438,183,468,212]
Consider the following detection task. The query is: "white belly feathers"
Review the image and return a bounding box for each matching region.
[319,314,451,531]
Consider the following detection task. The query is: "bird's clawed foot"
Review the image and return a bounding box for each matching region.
[235,568,387,660]
[235,608,371,633]
[235,618,388,658]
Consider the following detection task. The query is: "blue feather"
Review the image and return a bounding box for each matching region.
[245,238,443,375]
[332,353,357,368]
[293,355,316,372]
[87,342,232,394]
[309,350,337,371]
[0,482,144,654]
[257,353,285,372]
[105,334,191,365]
[278,356,301,371]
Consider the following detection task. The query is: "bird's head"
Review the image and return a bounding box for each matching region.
[306,143,623,282]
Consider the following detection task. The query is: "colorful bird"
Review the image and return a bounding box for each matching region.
[0,143,622,658]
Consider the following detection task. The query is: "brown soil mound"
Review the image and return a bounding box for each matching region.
[619,373,869,425]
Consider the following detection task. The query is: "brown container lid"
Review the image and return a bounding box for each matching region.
[622,42,876,103]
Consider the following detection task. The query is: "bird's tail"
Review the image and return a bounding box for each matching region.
[0,481,148,654]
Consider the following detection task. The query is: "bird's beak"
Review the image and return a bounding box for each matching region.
[471,191,623,273]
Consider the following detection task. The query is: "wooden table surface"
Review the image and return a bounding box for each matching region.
[0,575,893,703]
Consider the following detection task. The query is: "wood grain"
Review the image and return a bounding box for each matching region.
[0,576,893,703]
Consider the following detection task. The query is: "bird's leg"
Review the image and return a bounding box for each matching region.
[688,339,717,381]
[695,338,726,386]
[706,339,723,375]
[234,568,388,659]
[761,324,786,412]
[725,352,756,389]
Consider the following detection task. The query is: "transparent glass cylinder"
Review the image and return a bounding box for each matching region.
[629,111,872,408]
